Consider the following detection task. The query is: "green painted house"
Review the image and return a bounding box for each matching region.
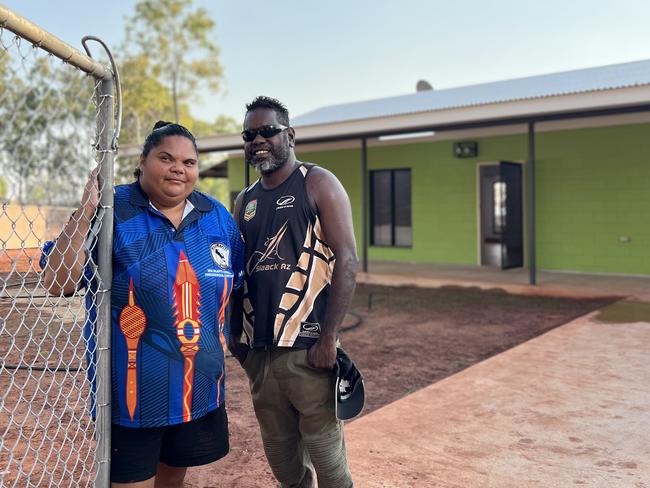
[194,61,650,279]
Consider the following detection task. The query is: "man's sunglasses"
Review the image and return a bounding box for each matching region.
[241,124,289,142]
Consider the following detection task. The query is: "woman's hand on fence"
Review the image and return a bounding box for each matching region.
[81,166,100,212]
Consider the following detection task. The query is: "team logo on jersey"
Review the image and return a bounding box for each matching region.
[275,195,296,208]
[298,322,321,339]
[246,221,290,275]
[244,199,257,221]
[210,243,230,270]
[276,195,295,210]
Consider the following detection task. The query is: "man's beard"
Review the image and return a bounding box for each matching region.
[254,158,284,175]
[246,143,290,175]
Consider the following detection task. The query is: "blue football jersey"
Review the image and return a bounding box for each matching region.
[43,182,244,427]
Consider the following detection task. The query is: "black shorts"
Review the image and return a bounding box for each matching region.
[110,404,229,483]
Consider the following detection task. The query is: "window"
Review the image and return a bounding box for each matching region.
[371,169,412,247]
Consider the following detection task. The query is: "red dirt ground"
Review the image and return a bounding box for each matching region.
[0,269,616,486]
[0,275,616,487]
[0,282,616,486]
[184,284,616,488]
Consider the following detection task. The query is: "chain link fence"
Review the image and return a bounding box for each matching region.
[0,7,116,487]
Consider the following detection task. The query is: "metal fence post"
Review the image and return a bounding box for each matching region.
[0,6,120,486]
[94,77,115,488]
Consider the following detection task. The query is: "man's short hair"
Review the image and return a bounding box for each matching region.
[245,96,290,126]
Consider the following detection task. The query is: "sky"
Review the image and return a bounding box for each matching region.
[3,0,650,126]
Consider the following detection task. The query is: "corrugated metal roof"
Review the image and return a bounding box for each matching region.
[292,59,650,127]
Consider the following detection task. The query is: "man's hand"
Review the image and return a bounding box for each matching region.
[307,334,337,370]
[304,167,357,371]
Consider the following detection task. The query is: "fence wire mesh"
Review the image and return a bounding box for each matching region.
[0,24,113,488]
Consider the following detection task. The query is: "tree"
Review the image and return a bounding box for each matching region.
[124,0,223,123]
[0,56,94,205]
[119,54,174,144]
[114,1,238,187]
[115,54,240,185]
[195,173,229,207]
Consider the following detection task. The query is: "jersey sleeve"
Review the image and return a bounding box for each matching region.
[39,240,55,271]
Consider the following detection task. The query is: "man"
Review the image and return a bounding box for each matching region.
[229,96,358,488]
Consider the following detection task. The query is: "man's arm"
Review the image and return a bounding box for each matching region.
[306,166,358,369]
[227,189,248,364]
[42,167,99,296]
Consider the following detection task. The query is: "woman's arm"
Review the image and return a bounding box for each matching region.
[42,167,100,296]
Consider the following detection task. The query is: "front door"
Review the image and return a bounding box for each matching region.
[479,162,523,269]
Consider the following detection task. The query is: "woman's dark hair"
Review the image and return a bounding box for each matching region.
[134,121,198,178]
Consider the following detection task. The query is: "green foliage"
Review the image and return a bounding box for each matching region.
[124,0,223,122]
[0,175,7,200]
[0,54,95,205]
[119,54,174,144]
[115,0,239,185]
[195,176,229,208]
[184,113,240,138]
[113,0,239,184]
[213,114,241,135]
[0,52,9,95]
[0,1,235,200]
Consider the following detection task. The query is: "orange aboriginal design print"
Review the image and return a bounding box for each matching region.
[215,277,232,406]
[172,250,202,422]
[118,278,147,421]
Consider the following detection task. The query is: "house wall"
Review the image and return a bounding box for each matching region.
[227,122,650,275]
[536,123,650,275]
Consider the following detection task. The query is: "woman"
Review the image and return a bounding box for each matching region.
[42,121,244,487]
